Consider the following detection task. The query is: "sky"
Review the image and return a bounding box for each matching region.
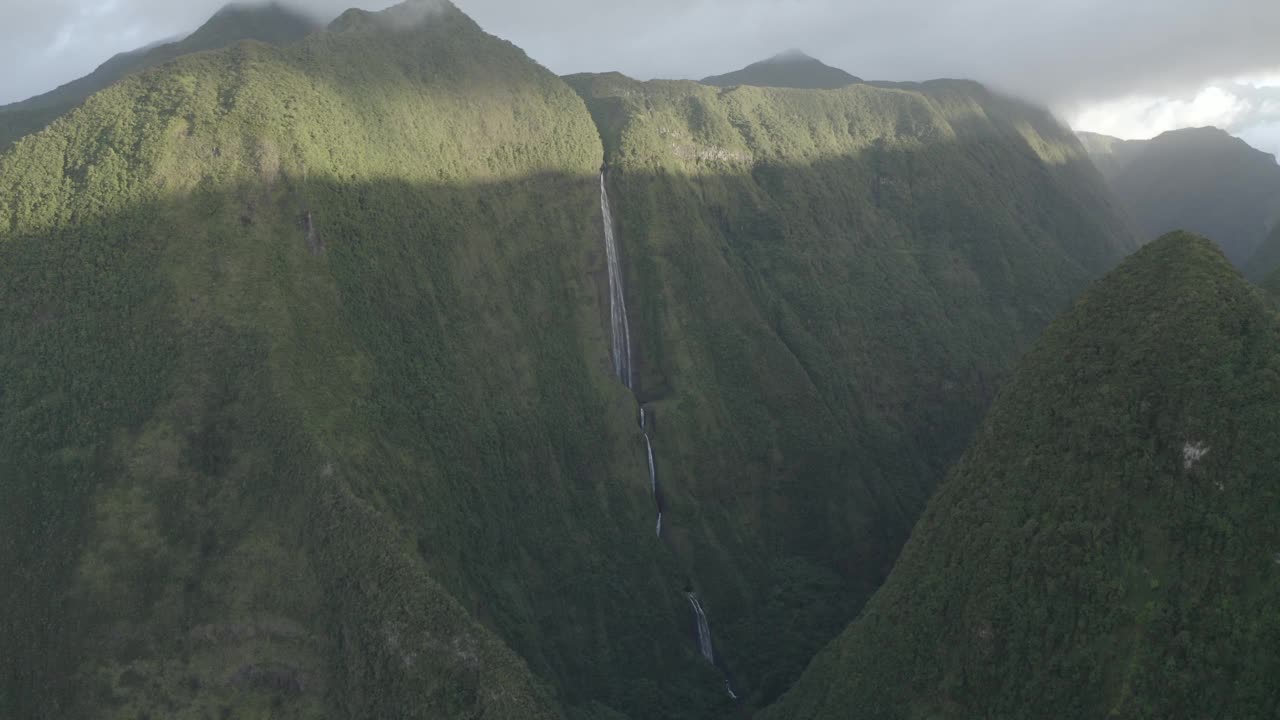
[2,0,1279,157]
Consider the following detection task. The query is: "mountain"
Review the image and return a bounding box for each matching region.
[0,3,615,717]
[0,2,318,148]
[1077,130,1147,178]
[700,50,861,89]
[0,1,1137,717]
[566,71,1133,705]
[1080,127,1280,265]
[1247,220,1280,280]
[765,232,1280,719]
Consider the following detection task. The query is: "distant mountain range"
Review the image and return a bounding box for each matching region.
[1080,127,1280,267]
[701,50,862,89]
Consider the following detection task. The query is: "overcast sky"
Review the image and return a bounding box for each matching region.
[3,0,1279,157]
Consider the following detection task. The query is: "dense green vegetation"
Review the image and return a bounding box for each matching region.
[566,71,1134,707]
[1081,127,1280,266]
[0,2,318,148]
[0,4,719,718]
[700,51,861,89]
[765,232,1280,719]
[0,2,1141,717]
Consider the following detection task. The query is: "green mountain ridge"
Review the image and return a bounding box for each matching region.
[1,1,1139,718]
[0,2,319,149]
[1080,127,1280,266]
[700,50,862,89]
[766,231,1280,719]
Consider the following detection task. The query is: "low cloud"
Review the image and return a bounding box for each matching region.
[1071,75,1280,159]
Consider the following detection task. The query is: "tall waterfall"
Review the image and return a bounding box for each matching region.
[687,593,739,699]
[599,172,736,701]
[687,593,715,662]
[600,173,632,389]
[640,407,661,537]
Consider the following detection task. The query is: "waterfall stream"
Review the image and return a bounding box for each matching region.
[599,171,736,701]
[640,407,661,536]
[600,172,632,389]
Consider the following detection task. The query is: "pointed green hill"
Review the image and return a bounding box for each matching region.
[0,3,319,148]
[765,232,1280,719]
[701,51,862,89]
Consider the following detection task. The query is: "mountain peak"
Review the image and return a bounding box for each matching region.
[768,49,816,63]
[701,51,861,89]
[328,0,463,33]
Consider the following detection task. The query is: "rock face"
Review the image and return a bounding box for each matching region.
[765,232,1280,719]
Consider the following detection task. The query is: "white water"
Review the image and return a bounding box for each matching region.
[640,427,660,535]
[600,173,632,388]
[688,593,738,698]
[641,410,661,537]
[600,175,735,699]
[687,593,715,662]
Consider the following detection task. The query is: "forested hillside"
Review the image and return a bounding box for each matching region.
[766,233,1280,719]
[0,1,1139,718]
[0,3,657,718]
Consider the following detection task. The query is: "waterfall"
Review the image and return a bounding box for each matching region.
[687,594,715,662]
[687,593,739,699]
[640,407,661,537]
[599,172,737,702]
[600,173,632,389]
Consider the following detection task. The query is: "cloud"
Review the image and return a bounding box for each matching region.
[0,1,401,104]
[1070,74,1280,159]
[2,0,1280,156]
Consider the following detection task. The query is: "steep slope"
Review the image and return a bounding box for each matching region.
[766,232,1280,719]
[701,51,861,89]
[1082,127,1280,265]
[1077,130,1146,178]
[0,3,745,718]
[566,72,1135,707]
[0,2,318,148]
[1246,220,1280,280]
